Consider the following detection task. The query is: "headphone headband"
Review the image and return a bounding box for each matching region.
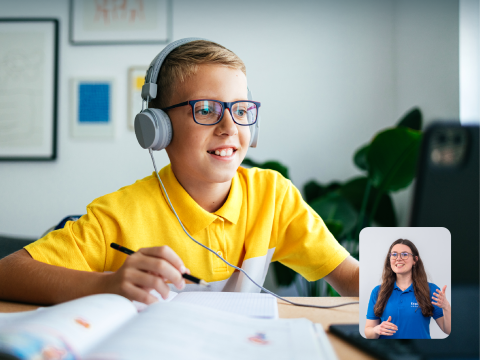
[141,37,206,101]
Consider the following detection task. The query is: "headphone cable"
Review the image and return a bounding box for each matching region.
[148,149,359,309]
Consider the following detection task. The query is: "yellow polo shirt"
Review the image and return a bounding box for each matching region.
[25,165,349,292]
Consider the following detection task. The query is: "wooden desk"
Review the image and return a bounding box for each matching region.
[278,297,375,360]
[0,297,375,360]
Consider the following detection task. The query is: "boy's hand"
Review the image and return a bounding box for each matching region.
[105,246,190,304]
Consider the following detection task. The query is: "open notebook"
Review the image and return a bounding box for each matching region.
[0,294,337,360]
[133,290,279,319]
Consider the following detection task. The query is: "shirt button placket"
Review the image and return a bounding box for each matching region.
[213,218,227,272]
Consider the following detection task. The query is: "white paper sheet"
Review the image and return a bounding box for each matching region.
[133,290,278,318]
[172,292,279,319]
[85,302,327,360]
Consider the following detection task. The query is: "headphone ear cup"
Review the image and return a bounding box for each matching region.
[149,108,172,151]
[134,108,172,151]
[247,87,259,148]
[249,116,260,148]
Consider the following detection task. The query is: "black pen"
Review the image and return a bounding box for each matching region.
[110,243,210,287]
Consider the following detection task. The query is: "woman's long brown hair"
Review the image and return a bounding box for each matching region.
[374,239,433,318]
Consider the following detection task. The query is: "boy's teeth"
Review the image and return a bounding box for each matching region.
[212,148,234,157]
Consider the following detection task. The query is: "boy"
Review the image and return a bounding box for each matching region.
[0,40,359,305]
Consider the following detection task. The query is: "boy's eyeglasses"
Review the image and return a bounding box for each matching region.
[161,99,261,126]
[390,252,413,260]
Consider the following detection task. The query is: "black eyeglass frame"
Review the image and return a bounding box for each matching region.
[389,252,414,260]
[161,99,261,126]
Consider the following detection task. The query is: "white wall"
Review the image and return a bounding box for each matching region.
[0,0,459,238]
[391,0,460,226]
[394,0,460,121]
[460,0,480,124]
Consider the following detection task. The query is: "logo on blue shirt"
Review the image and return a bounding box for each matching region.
[411,302,418,307]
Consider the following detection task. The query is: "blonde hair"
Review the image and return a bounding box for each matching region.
[149,40,247,109]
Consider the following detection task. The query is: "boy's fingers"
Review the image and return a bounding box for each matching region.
[122,282,158,305]
[134,255,185,289]
[139,246,187,274]
[138,285,154,293]
[387,316,392,322]
[130,269,171,300]
[442,285,447,293]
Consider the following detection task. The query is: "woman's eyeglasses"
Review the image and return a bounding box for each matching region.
[390,252,413,260]
[161,99,261,126]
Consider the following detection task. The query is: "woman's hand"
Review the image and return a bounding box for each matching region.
[433,285,451,335]
[373,316,398,336]
[104,246,190,304]
[432,285,450,310]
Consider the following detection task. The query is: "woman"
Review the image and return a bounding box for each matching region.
[364,239,451,339]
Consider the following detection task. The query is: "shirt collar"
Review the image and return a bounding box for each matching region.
[394,282,414,293]
[213,172,242,225]
[157,164,242,235]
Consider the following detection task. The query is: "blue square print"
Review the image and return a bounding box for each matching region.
[78,83,110,123]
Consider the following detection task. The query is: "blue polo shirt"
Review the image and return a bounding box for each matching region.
[366,282,444,339]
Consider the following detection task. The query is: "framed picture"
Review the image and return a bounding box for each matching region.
[70,78,115,140]
[128,66,148,130]
[70,0,171,45]
[0,19,59,161]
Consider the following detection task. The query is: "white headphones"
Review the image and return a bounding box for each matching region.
[134,38,260,151]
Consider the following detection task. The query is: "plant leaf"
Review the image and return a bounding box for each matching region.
[272,262,297,287]
[309,192,357,238]
[367,128,422,192]
[327,283,340,297]
[396,107,423,130]
[353,144,370,171]
[304,181,324,203]
[323,219,344,239]
[340,177,397,227]
[303,180,341,204]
